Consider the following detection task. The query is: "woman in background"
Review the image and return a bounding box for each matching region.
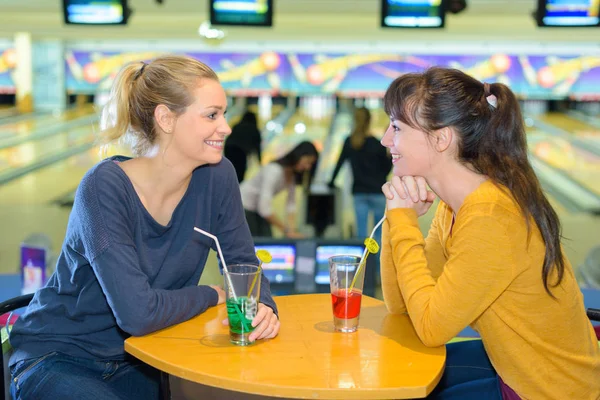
[379,67,599,399]
[329,107,391,242]
[224,110,262,182]
[241,141,318,238]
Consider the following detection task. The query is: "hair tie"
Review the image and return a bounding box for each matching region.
[483,82,497,108]
[134,62,147,81]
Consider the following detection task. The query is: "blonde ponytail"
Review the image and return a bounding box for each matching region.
[99,62,142,154]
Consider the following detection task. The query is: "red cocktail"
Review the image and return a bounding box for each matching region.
[328,255,365,332]
[331,289,362,319]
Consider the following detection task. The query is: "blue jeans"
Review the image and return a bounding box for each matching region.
[10,351,160,400]
[353,193,386,243]
[428,340,503,399]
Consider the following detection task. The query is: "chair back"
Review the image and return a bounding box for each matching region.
[1,293,33,400]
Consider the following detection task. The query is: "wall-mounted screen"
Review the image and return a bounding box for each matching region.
[210,0,273,27]
[381,0,445,28]
[537,0,600,27]
[63,0,128,25]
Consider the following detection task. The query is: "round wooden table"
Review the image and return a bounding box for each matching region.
[125,294,445,399]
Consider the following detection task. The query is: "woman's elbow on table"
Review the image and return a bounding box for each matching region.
[420,335,447,348]
[415,328,452,348]
[115,312,157,337]
[384,300,407,315]
[381,286,407,314]
[110,298,165,337]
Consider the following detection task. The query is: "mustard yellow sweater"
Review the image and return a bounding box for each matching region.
[381,180,600,400]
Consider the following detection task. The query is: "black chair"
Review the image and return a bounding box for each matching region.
[1,293,34,400]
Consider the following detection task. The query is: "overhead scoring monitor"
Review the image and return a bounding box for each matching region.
[381,0,445,28]
[210,0,273,27]
[63,0,129,25]
[536,0,600,27]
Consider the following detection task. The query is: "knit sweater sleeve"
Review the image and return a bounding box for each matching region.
[381,203,447,315]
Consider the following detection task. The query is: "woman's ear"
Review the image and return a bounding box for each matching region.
[432,127,453,153]
[154,104,175,134]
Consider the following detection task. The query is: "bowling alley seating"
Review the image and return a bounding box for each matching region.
[588,308,600,340]
[1,293,33,400]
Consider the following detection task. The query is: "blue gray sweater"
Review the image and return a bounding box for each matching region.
[9,156,277,365]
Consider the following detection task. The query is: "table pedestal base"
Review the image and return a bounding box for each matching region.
[170,376,285,400]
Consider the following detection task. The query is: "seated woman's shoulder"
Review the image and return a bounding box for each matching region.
[83,156,125,181]
[196,157,238,186]
[464,181,523,220]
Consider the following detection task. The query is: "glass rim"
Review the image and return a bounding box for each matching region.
[225,264,261,275]
[328,255,361,264]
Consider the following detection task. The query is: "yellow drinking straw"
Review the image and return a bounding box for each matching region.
[349,215,386,291]
[248,249,272,297]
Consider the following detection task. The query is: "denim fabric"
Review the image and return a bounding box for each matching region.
[10,351,160,400]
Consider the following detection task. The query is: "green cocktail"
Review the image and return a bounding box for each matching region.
[226,296,257,345]
[223,264,261,346]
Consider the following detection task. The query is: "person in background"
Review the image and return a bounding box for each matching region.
[329,107,391,243]
[9,55,280,400]
[224,110,262,182]
[379,67,600,399]
[241,141,318,238]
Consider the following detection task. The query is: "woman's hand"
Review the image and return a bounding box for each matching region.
[222,303,280,342]
[382,176,436,217]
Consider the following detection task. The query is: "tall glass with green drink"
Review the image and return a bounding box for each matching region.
[224,264,261,346]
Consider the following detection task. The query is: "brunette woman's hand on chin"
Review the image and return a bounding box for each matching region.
[382,176,436,217]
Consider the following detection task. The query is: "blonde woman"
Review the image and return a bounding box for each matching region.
[9,56,280,400]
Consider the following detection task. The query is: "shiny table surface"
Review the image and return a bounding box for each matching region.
[125,294,446,399]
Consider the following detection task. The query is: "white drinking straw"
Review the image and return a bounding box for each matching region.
[194,227,237,301]
[360,215,387,261]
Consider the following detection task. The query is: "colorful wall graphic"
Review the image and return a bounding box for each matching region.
[65,49,600,100]
[0,45,16,94]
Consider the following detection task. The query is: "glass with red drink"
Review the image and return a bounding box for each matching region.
[328,255,365,332]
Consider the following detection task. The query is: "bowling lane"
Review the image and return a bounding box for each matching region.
[0,146,108,206]
[260,107,334,167]
[0,103,281,206]
[538,112,600,136]
[0,105,96,141]
[0,123,97,174]
[0,106,17,119]
[528,130,600,196]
